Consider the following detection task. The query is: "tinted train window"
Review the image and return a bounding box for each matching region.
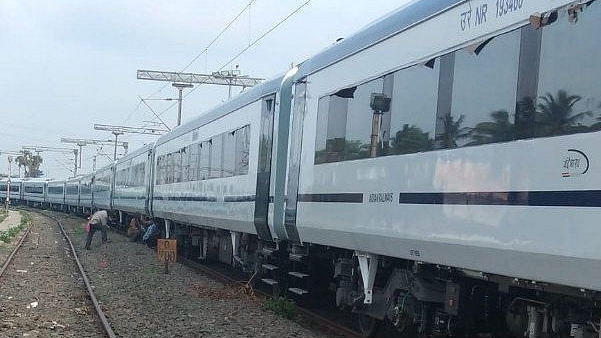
[210,135,223,179]
[314,78,384,164]
[181,147,190,182]
[534,3,601,137]
[387,62,439,155]
[25,186,43,194]
[235,125,250,175]
[199,141,211,180]
[188,144,201,181]
[449,29,521,148]
[48,186,63,194]
[223,131,236,178]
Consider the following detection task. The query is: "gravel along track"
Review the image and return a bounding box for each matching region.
[54,212,333,338]
[0,212,105,338]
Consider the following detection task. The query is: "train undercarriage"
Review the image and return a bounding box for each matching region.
[116,214,601,338]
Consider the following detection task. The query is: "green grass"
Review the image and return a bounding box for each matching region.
[0,209,7,224]
[0,211,30,243]
[73,225,85,236]
[263,296,296,319]
[144,264,160,274]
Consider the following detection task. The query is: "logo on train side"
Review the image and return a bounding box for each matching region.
[562,149,589,178]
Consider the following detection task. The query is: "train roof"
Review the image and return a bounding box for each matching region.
[116,143,153,164]
[296,0,462,79]
[22,177,52,182]
[95,162,114,174]
[156,75,284,146]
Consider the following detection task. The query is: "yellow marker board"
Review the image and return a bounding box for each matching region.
[157,239,177,263]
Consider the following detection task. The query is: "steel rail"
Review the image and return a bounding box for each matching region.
[39,211,117,338]
[39,211,366,338]
[179,257,366,338]
[0,216,32,278]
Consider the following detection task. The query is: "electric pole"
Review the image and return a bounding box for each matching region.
[172,83,193,126]
[136,67,263,126]
[60,138,128,168]
[93,124,168,160]
[0,150,21,209]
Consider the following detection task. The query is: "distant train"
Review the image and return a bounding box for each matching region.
[4,0,601,336]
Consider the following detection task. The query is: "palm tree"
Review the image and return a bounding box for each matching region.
[437,113,468,148]
[391,124,433,154]
[15,151,44,178]
[467,110,514,145]
[535,90,592,137]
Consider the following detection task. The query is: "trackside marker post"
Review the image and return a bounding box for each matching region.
[158,239,177,274]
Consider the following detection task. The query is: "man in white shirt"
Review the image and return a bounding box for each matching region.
[85,210,109,250]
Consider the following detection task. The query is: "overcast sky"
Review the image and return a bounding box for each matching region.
[0,0,412,179]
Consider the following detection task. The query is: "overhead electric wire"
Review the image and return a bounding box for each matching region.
[142,0,258,102]
[145,0,312,123]
[126,0,257,134]
[218,0,311,71]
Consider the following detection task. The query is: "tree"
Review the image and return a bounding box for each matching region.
[437,113,468,148]
[535,90,592,137]
[390,124,433,154]
[467,110,514,145]
[15,151,44,178]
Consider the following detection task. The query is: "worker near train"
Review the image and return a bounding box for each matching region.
[85,209,110,250]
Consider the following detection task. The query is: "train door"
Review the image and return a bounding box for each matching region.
[146,148,154,217]
[283,80,307,244]
[253,94,276,241]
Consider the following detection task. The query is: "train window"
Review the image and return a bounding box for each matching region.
[344,78,383,160]
[156,156,163,185]
[533,2,601,137]
[235,125,250,175]
[176,150,184,183]
[181,147,190,182]
[48,186,63,195]
[209,135,223,179]
[199,141,211,180]
[314,78,384,164]
[188,143,200,181]
[386,61,439,155]
[314,96,329,163]
[164,154,172,184]
[448,28,521,148]
[222,131,236,178]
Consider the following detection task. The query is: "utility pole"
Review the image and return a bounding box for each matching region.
[5,156,12,210]
[172,83,193,126]
[1,150,24,178]
[22,146,79,177]
[61,138,128,167]
[93,124,168,160]
[0,150,21,209]
[136,67,263,127]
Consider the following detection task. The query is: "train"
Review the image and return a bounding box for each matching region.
[2,0,600,336]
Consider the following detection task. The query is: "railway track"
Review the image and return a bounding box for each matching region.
[35,210,377,338]
[181,257,370,338]
[0,210,116,338]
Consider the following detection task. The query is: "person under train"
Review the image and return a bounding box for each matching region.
[127,214,142,242]
[84,209,111,250]
[141,217,158,248]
